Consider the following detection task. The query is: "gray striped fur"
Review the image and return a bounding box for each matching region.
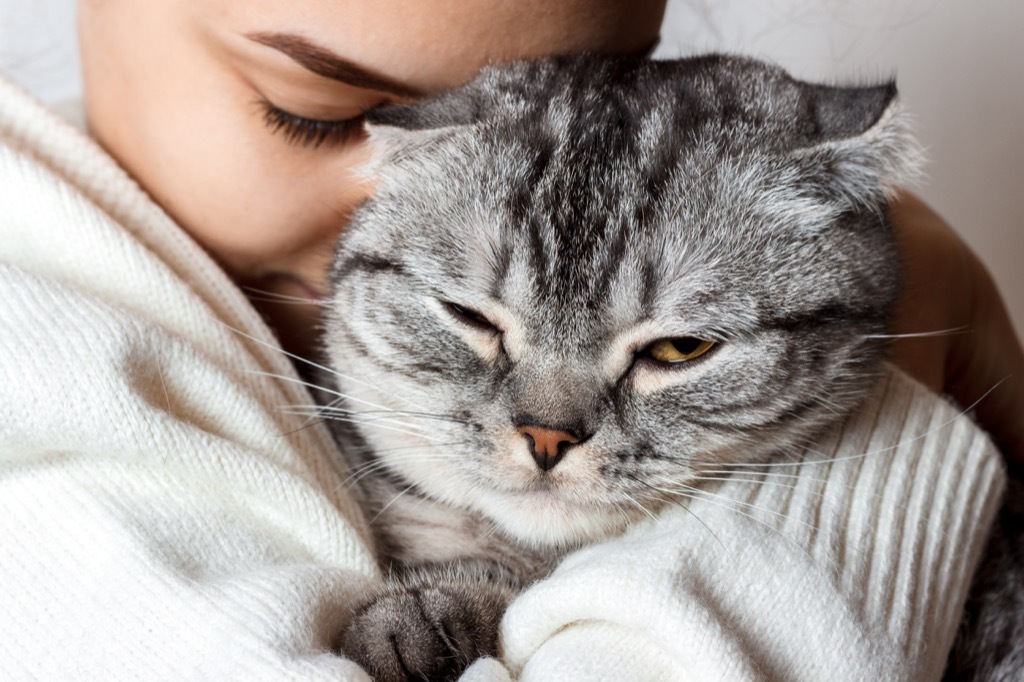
[323,54,925,680]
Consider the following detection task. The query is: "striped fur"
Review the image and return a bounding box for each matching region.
[324,55,921,680]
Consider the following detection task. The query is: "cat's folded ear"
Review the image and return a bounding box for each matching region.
[361,61,545,163]
[794,81,924,209]
[358,77,497,174]
[366,61,536,133]
[366,87,486,133]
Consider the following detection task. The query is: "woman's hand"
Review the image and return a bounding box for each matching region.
[888,191,1024,464]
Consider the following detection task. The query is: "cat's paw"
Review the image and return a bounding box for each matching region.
[343,582,510,682]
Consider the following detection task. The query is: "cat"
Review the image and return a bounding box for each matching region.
[317,54,1018,681]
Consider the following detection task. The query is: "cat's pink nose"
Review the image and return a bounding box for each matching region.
[517,425,580,472]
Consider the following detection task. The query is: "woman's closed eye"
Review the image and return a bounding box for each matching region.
[259,99,366,148]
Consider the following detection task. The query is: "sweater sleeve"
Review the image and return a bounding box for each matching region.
[0,75,379,679]
[494,368,1004,681]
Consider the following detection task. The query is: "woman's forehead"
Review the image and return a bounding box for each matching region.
[202,0,665,92]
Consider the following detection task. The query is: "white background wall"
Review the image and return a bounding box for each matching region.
[656,0,1023,339]
[1,0,1021,337]
[0,0,79,103]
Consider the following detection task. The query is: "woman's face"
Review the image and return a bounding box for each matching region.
[78,0,665,357]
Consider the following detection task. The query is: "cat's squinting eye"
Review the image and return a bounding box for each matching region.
[643,337,717,364]
[441,302,500,333]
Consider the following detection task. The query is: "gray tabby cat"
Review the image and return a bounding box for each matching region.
[318,54,1017,681]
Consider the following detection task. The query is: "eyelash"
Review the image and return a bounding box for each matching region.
[259,100,365,148]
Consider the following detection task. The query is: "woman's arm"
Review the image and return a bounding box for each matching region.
[889,191,1024,463]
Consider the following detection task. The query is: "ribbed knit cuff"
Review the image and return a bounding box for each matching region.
[498,368,1004,681]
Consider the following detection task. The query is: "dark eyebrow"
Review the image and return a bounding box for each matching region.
[246,31,424,99]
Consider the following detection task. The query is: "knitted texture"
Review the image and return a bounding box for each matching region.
[0,74,1005,681]
[493,370,1003,681]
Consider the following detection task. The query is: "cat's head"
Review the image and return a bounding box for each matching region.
[323,55,921,547]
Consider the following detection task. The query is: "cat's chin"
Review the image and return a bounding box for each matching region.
[475,489,636,549]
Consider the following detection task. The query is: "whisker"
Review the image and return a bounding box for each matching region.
[370,481,422,525]
[340,440,474,456]
[343,453,456,488]
[699,468,819,482]
[696,469,897,510]
[863,326,968,339]
[345,409,475,426]
[664,481,821,536]
[299,407,434,432]
[257,372,404,415]
[285,406,460,440]
[221,321,427,411]
[277,411,332,439]
[668,484,819,563]
[280,408,444,441]
[688,474,816,491]
[624,473,724,549]
[667,480,881,558]
[711,376,1007,470]
[244,295,326,308]
[241,285,326,306]
[707,453,863,469]
[810,396,844,416]
[620,492,659,522]
[312,405,473,427]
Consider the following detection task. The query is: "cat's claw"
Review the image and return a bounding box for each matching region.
[343,582,508,682]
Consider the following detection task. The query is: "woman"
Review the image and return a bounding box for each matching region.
[0,0,1015,678]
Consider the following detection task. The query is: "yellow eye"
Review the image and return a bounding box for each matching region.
[646,338,717,364]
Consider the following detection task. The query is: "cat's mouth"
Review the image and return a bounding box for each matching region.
[477,483,641,546]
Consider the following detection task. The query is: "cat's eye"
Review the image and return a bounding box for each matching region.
[442,301,499,333]
[643,337,717,364]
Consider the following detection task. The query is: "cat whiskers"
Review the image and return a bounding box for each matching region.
[619,491,660,522]
[255,372,408,414]
[222,321,429,412]
[688,372,1007,473]
[368,475,448,528]
[342,449,465,489]
[688,472,829,490]
[241,285,326,307]
[290,400,473,435]
[810,395,846,417]
[339,439,475,457]
[863,326,968,340]
[639,473,807,528]
[657,480,820,561]
[698,467,825,484]
[700,376,1007,472]
[256,372,439,427]
[370,480,426,526]
[281,405,445,441]
[623,473,724,549]
[251,367,460,442]
[677,376,1012,561]
[346,408,476,427]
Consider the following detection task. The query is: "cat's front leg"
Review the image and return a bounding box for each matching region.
[342,564,516,682]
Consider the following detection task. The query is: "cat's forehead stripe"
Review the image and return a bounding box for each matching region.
[332,253,406,286]
[335,52,907,363]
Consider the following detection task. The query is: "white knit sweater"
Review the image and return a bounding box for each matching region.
[0,73,1005,681]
